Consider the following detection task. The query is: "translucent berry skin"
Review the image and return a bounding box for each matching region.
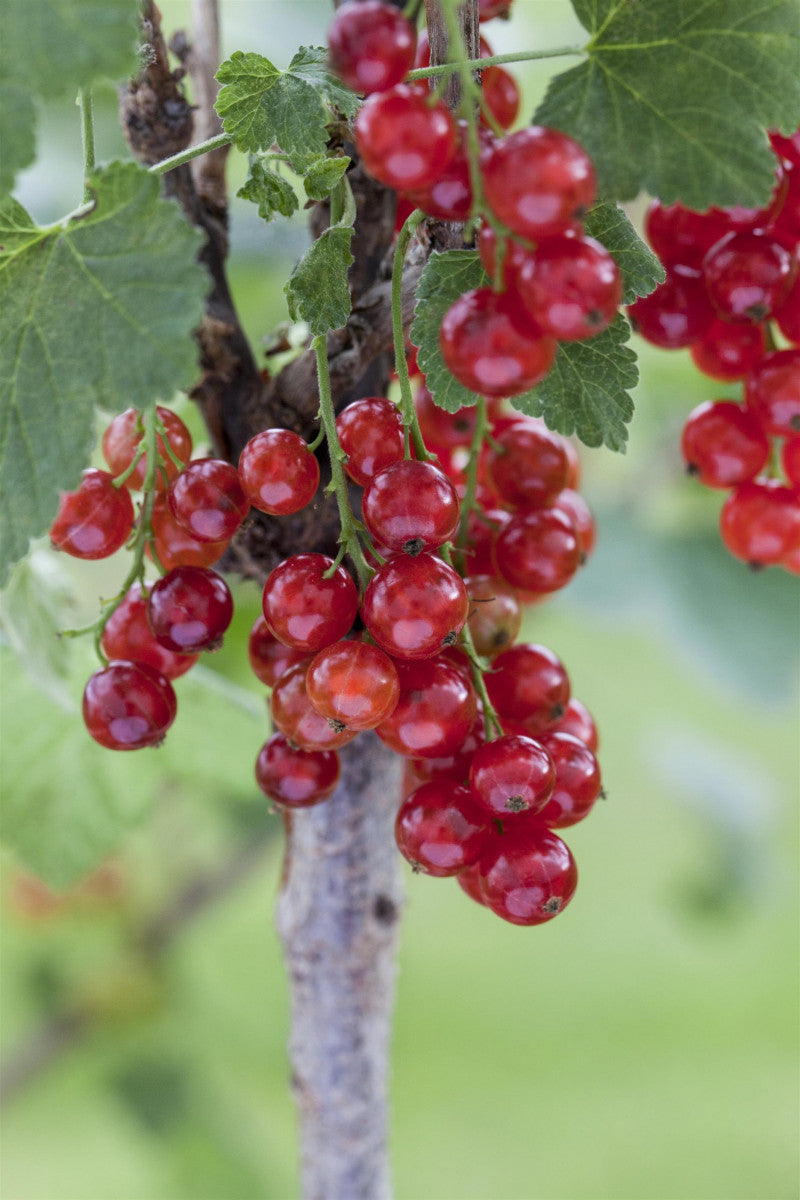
[168,458,250,543]
[362,460,460,555]
[248,615,306,688]
[486,642,570,731]
[457,862,488,906]
[395,781,489,877]
[336,397,405,486]
[689,318,767,382]
[477,222,533,291]
[681,401,770,488]
[627,265,715,349]
[306,640,400,731]
[271,660,357,752]
[769,127,800,167]
[536,731,602,829]
[408,711,486,788]
[440,287,557,398]
[644,200,732,270]
[404,140,473,221]
[550,488,596,560]
[745,349,800,437]
[782,436,800,489]
[376,657,477,759]
[50,468,134,560]
[481,126,596,240]
[102,406,192,491]
[82,661,176,751]
[485,421,569,510]
[147,565,233,653]
[479,0,512,19]
[462,506,510,576]
[703,232,796,323]
[327,0,416,95]
[148,495,230,571]
[514,235,622,341]
[478,825,577,925]
[551,697,599,752]
[774,272,800,345]
[262,554,358,653]
[494,508,581,594]
[355,84,456,191]
[101,583,198,680]
[480,65,520,131]
[465,575,521,659]
[720,479,800,566]
[415,386,478,452]
[238,429,319,516]
[469,734,556,817]
[255,733,340,809]
[361,553,469,660]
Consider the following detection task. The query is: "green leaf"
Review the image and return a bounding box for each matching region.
[0,551,74,708]
[0,162,206,585]
[216,46,358,170]
[0,82,37,193]
[410,250,487,414]
[535,0,800,208]
[583,200,665,304]
[284,224,353,335]
[303,154,350,201]
[238,159,299,222]
[511,315,637,452]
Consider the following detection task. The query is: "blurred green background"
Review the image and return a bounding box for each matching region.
[1,3,798,1198]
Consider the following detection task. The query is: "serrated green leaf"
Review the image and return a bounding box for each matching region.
[410,250,487,414]
[216,46,358,170]
[0,162,206,585]
[535,0,800,209]
[284,224,353,335]
[238,159,299,222]
[0,82,37,193]
[511,314,637,452]
[0,551,74,708]
[583,200,665,303]
[304,154,350,201]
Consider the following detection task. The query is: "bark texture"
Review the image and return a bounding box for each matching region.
[276,735,404,1200]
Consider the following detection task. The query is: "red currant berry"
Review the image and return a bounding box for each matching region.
[627,265,715,348]
[248,615,306,688]
[479,0,513,19]
[477,222,533,291]
[101,583,198,680]
[255,733,340,808]
[536,731,602,828]
[781,436,800,489]
[262,554,358,653]
[306,639,400,732]
[485,420,569,509]
[551,697,599,752]
[477,825,578,925]
[238,429,319,516]
[703,231,796,322]
[404,132,473,221]
[514,235,622,341]
[494,508,581,593]
[774,271,800,344]
[147,565,233,654]
[550,488,596,560]
[327,0,416,95]
[689,318,767,381]
[361,552,469,659]
[148,494,230,571]
[376,656,477,758]
[720,478,800,566]
[466,575,521,658]
[271,659,357,752]
[168,458,250,543]
[461,506,511,576]
[769,127,800,167]
[481,66,520,131]
[355,84,456,191]
[681,401,770,488]
[469,733,555,816]
[745,349,800,436]
[396,781,489,876]
[414,386,485,453]
[83,661,176,751]
[440,287,557,397]
[457,861,488,906]
[50,468,134,560]
[336,397,405,486]
[408,710,486,788]
[486,642,570,730]
[481,126,596,240]
[102,406,192,491]
[362,460,460,555]
[644,200,732,270]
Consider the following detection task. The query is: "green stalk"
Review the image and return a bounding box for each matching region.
[440,544,504,740]
[455,395,488,569]
[149,133,232,176]
[392,208,429,459]
[406,44,584,80]
[78,88,95,203]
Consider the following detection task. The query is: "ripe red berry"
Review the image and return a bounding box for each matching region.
[148,494,230,572]
[720,479,800,566]
[627,265,715,349]
[101,583,199,680]
[457,862,488,906]
[262,554,358,653]
[440,287,557,397]
[680,401,770,488]
[146,565,233,654]
[485,420,569,509]
[404,131,473,221]
[782,436,800,489]
[477,222,533,290]
[238,429,320,515]
[395,781,489,876]
[327,0,416,95]
[703,231,796,322]
[494,507,581,593]
[306,639,400,731]
[335,397,405,486]
[514,235,622,341]
[477,825,578,925]
[644,200,732,270]
[408,710,486,788]
[83,661,176,751]
[102,406,192,490]
[469,734,556,816]
[414,386,479,452]
[689,319,767,382]
[248,615,307,688]
[551,697,599,752]
[376,657,477,758]
[550,488,596,560]
[361,552,469,659]
[255,733,340,808]
[50,468,135,560]
[362,460,460,555]
[355,84,456,191]
[480,65,520,131]
[485,642,570,731]
[465,575,521,659]
[774,272,800,345]
[536,731,602,828]
[271,659,358,752]
[168,458,249,543]
[745,349,800,436]
[481,126,596,240]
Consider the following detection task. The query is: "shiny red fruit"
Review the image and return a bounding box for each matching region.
[262,554,358,652]
[255,733,340,808]
[355,84,456,191]
[627,265,715,349]
[148,494,230,571]
[101,583,198,680]
[644,200,732,270]
[376,657,477,758]
[50,468,134,560]
[147,565,233,653]
[336,397,405,486]
[477,222,533,290]
[551,697,599,751]
[271,660,357,752]
[83,661,176,751]
[481,126,596,240]
[247,615,306,688]
[469,734,555,817]
[485,420,569,509]
[102,406,192,491]
[550,488,596,560]
[465,575,521,659]
[362,460,460,555]
[782,436,800,489]
[485,642,570,731]
[168,458,250,543]
[689,318,767,381]
[720,479,800,566]
[703,231,796,322]
[396,781,489,877]
[361,553,469,659]
[481,65,520,130]
[478,825,578,925]
[494,507,581,593]
[238,429,319,515]
[514,235,622,341]
[681,401,770,488]
[536,732,602,828]
[745,349,800,436]
[306,640,400,731]
[327,0,416,95]
[440,287,557,397]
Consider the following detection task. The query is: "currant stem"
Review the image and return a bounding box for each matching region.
[406,44,584,80]
[391,208,430,460]
[439,545,504,739]
[149,132,232,176]
[78,88,95,203]
[455,394,488,568]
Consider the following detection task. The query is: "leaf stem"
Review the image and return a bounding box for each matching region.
[392,209,430,460]
[78,88,95,203]
[149,132,232,176]
[407,45,584,80]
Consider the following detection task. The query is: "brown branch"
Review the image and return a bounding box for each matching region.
[186,0,229,208]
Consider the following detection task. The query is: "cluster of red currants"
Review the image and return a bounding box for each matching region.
[628,129,800,573]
